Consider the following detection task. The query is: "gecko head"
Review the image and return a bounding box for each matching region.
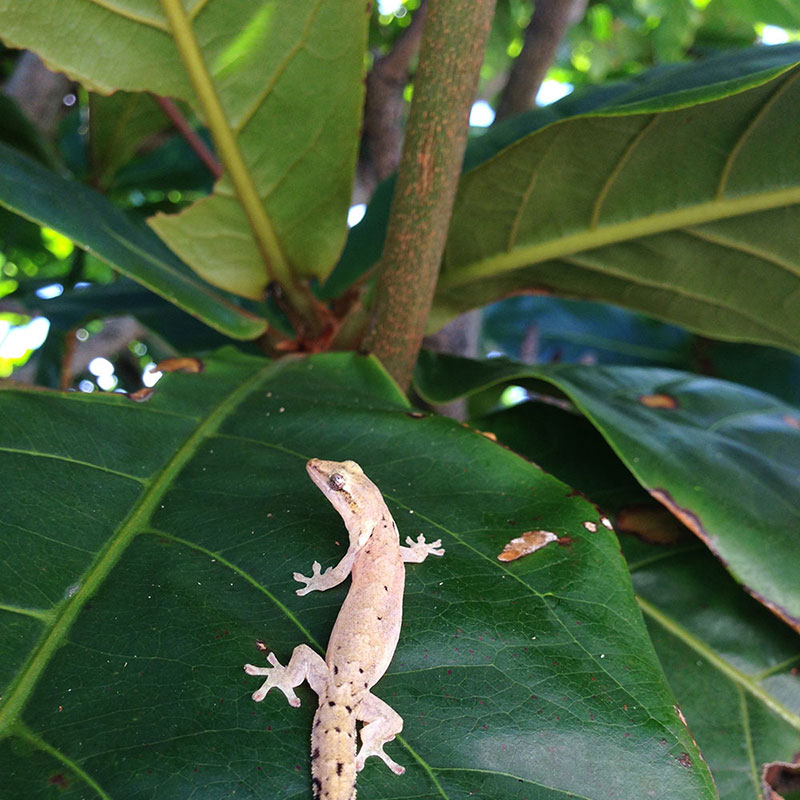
[306,459,381,546]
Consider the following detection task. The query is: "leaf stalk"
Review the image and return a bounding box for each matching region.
[159,0,321,334]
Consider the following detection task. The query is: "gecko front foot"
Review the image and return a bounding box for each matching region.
[403,533,445,561]
[293,560,332,596]
[243,652,301,706]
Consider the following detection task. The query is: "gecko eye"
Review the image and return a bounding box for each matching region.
[329,473,346,491]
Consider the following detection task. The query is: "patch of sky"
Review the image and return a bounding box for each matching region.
[760,25,789,45]
[500,385,528,408]
[36,283,64,299]
[470,100,495,127]
[0,316,50,359]
[89,356,117,391]
[378,0,403,13]
[142,363,163,388]
[537,79,573,106]
[347,203,367,228]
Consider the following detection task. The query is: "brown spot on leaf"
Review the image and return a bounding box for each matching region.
[405,411,426,419]
[155,356,204,374]
[48,774,69,790]
[677,752,692,768]
[255,640,268,652]
[615,505,690,545]
[639,393,679,409]
[128,387,154,403]
[497,530,558,561]
[763,760,800,800]
[783,415,800,430]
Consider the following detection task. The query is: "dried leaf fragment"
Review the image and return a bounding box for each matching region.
[639,393,679,409]
[497,530,558,561]
[615,505,690,545]
[762,760,800,800]
[155,357,204,374]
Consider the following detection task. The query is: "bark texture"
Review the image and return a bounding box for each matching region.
[364,0,497,390]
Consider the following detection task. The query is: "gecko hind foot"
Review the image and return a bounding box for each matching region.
[355,744,405,776]
[243,652,301,706]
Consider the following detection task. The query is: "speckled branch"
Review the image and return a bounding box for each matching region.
[364,0,497,389]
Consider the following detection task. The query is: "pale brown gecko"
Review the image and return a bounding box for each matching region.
[244,458,444,800]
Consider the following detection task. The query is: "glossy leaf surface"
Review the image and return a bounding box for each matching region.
[465,392,800,799]
[0,351,714,799]
[626,536,800,800]
[0,0,367,296]
[416,352,800,632]
[0,143,266,340]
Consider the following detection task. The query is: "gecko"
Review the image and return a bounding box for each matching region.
[244,458,444,800]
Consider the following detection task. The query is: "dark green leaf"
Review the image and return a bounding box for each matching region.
[472,401,650,512]
[0,143,266,340]
[0,94,54,167]
[625,535,800,800]
[415,352,800,632]
[327,43,800,317]
[0,351,714,799]
[465,390,800,798]
[478,296,800,405]
[480,296,694,367]
[88,92,171,190]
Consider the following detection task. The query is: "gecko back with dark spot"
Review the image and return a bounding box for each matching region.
[311,699,357,800]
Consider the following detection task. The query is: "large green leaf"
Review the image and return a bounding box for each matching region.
[0,0,367,297]
[0,350,714,799]
[434,52,800,351]
[0,143,267,340]
[626,535,800,800]
[464,391,800,798]
[415,352,800,632]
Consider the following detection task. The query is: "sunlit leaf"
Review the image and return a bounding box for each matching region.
[0,0,367,297]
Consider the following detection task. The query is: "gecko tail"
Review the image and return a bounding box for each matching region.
[311,702,358,800]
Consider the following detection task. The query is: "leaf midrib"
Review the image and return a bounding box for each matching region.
[0,362,277,738]
[438,188,800,289]
[635,595,800,730]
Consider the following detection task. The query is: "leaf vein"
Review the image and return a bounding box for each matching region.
[716,68,800,199]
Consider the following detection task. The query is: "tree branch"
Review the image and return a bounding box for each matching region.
[3,52,71,139]
[495,0,584,123]
[363,0,497,389]
[357,0,428,202]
